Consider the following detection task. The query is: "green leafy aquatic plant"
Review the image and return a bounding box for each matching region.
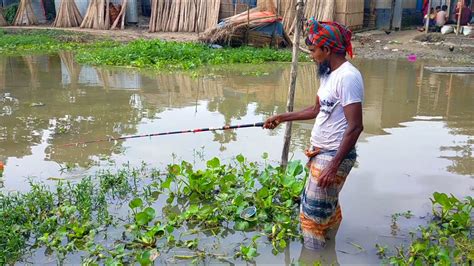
[378,193,473,265]
[0,156,307,264]
[0,30,309,70]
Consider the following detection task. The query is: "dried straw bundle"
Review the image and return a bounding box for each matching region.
[149,0,220,33]
[81,0,110,29]
[13,0,38,26]
[199,0,280,45]
[0,10,7,26]
[282,0,335,34]
[53,0,83,27]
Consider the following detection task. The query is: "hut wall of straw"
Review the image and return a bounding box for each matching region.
[149,0,221,33]
[281,0,335,35]
[0,10,7,26]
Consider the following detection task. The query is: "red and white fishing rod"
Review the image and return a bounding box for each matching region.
[63,122,264,147]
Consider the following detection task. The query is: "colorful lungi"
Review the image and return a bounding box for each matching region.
[300,148,356,250]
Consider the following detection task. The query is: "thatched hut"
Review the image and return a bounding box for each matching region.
[198,0,291,47]
[149,0,221,33]
[199,0,363,47]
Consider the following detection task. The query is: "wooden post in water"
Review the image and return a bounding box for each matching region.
[281,0,304,167]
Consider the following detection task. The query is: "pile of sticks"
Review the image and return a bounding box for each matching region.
[199,0,285,47]
[281,0,335,35]
[110,0,127,30]
[149,0,220,33]
[13,0,38,26]
[80,0,128,30]
[53,0,83,27]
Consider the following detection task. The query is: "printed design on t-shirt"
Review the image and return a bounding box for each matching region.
[319,99,337,115]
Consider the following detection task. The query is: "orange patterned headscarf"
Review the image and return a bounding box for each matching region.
[305,17,354,58]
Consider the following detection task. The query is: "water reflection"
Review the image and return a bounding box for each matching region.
[0,53,473,264]
[0,54,472,178]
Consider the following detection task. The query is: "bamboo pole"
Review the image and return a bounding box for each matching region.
[456,2,462,35]
[281,0,304,167]
[111,0,128,30]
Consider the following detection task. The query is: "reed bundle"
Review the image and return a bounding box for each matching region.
[53,0,83,27]
[149,0,220,33]
[0,10,7,26]
[281,0,334,34]
[13,0,38,26]
[81,0,109,29]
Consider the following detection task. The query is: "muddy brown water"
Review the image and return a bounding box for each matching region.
[0,53,472,265]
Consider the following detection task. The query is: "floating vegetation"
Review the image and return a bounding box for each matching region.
[0,30,309,71]
[378,193,473,265]
[0,155,307,264]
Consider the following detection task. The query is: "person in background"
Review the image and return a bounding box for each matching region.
[455,2,473,26]
[420,7,437,31]
[436,5,449,30]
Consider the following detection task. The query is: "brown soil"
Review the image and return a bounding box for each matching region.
[352,29,474,64]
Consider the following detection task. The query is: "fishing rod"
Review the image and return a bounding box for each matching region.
[63,122,265,147]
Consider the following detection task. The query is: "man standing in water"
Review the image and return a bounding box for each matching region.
[264,18,364,250]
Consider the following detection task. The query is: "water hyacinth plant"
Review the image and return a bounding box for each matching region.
[0,155,307,265]
[378,192,473,265]
[0,30,309,70]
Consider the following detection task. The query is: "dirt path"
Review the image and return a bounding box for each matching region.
[2,26,473,64]
[1,26,199,42]
[352,29,474,64]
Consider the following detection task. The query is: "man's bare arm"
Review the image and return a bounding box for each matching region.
[264,96,320,129]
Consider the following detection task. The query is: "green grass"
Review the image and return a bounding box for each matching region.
[0,29,309,71]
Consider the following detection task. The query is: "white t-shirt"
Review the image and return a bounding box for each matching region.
[310,61,364,151]
[436,11,447,26]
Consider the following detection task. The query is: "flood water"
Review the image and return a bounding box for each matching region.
[0,53,473,265]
